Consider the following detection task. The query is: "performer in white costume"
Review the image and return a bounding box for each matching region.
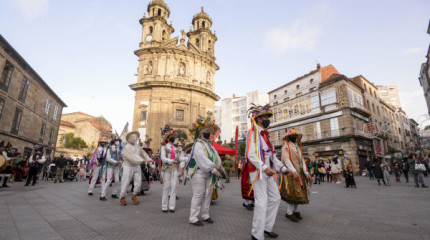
[120,131,151,206]
[100,138,122,201]
[187,115,223,226]
[160,126,186,213]
[246,104,295,240]
[88,137,108,196]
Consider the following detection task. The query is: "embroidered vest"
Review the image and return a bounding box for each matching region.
[163,145,177,170]
[106,148,120,167]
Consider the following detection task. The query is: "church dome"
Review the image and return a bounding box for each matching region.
[192,6,212,25]
[147,0,170,15]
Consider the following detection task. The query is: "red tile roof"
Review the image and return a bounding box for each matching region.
[60,120,75,128]
[320,65,340,82]
[90,122,114,136]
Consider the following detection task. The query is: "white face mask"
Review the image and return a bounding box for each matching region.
[115,141,120,146]
[111,145,116,151]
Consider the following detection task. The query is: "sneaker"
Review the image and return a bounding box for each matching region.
[264,231,279,238]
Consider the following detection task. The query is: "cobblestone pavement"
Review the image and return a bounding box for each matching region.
[0,175,429,240]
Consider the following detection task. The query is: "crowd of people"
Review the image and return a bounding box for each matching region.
[3,103,430,240]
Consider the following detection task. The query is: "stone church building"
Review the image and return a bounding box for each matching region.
[130,0,220,151]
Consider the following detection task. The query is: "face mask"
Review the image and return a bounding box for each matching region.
[289,137,297,143]
[169,137,176,143]
[115,141,120,146]
[262,119,270,128]
[203,132,211,140]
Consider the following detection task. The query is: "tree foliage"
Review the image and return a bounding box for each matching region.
[63,133,88,149]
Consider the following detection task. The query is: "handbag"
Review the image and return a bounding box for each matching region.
[415,163,426,172]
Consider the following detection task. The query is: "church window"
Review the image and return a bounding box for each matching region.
[284,89,288,94]
[158,9,161,16]
[140,110,147,121]
[162,30,166,41]
[202,21,206,28]
[196,38,200,47]
[176,109,184,121]
[274,95,277,99]
[149,26,153,34]
[296,85,300,90]
[310,79,314,84]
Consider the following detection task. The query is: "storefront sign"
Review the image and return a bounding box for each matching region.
[357,150,369,156]
[315,150,344,157]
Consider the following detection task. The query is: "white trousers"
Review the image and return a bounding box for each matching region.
[101,167,119,197]
[120,165,141,198]
[88,165,102,193]
[251,174,281,240]
[189,171,212,223]
[286,204,299,215]
[162,168,178,210]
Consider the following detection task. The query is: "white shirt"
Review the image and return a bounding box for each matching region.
[29,155,46,164]
[106,146,120,164]
[247,129,284,172]
[122,143,151,167]
[2,151,13,162]
[193,139,221,173]
[282,140,309,174]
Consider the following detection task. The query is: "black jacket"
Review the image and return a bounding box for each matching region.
[373,161,383,179]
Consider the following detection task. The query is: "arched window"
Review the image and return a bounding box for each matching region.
[208,40,211,51]
[296,85,300,90]
[152,8,155,17]
[202,21,206,28]
[364,84,367,92]
[310,79,314,84]
[158,9,161,16]
[149,26,153,34]
[196,38,200,47]
[162,30,166,41]
[197,21,200,29]
[284,90,288,94]
[274,95,277,99]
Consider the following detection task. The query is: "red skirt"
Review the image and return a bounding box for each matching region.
[241,161,254,200]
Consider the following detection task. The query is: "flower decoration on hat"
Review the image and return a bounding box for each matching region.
[247,103,273,120]
[161,125,178,144]
[189,115,219,141]
[283,128,303,141]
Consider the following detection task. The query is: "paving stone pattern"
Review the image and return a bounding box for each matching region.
[0,175,429,240]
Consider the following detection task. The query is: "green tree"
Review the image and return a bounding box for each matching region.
[238,141,246,157]
[64,133,88,149]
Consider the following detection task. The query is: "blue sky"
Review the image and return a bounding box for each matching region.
[1,0,429,131]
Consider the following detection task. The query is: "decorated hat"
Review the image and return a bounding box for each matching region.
[110,137,122,145]
[98,136,109,143]
[183,143,193,154]
[189,115,219,140]
[247,103,273,120]
[126,131,140,141]
[161,125,178,144]
[283,128,302,141]
[35,146,44,153]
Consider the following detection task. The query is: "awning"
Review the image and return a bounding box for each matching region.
[212,142,236,156]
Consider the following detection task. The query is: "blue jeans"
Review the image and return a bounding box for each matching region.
[412,172,425,186]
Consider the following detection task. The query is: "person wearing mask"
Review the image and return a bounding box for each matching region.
[100,138,122,201]
[160,126,183,213]
[120,132,151,206]
[88,137,108,196]
[401,158,410,183]
[187,115,223,227]
[54,154,67,183]
[280,128,312,223]
[244,104,293,240]
[408,153,428,188]
[25,147,45,186]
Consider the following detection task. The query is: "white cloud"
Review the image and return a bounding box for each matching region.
[262,22,322,54]
[402,47,421,55]
[11,0,49,19]
[261,2,331,55]
[399,89,428,122]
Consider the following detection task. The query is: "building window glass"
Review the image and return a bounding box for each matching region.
[0,98,4,120]
[11,107,23,135]
[275,131,281,145]
[53,106,59,122]
[45,98,51,117]
[330,117,340,137]
[321,88,336,105]
[18,76,30,102]
[176,109,184,121]
[0,60,14,92]
[39,122,46,143]
[315,121,321,139]
[140,110,147,121]
[48,128,54,145]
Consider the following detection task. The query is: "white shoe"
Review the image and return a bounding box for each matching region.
[336,181,341,184]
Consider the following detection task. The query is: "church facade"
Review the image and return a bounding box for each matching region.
[130,0,220,151]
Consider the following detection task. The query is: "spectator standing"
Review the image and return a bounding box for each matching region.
[330,156,342,184]
[373,158,385,186]
[365,158,374,180]
[25,147,45,186]
[408,153,428,188]
[54,154,67,183]
[393,163,402,182]
[381,160,391,186]
[400,158,409,183]
[326,161,332,183]
[320,161,326,182]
